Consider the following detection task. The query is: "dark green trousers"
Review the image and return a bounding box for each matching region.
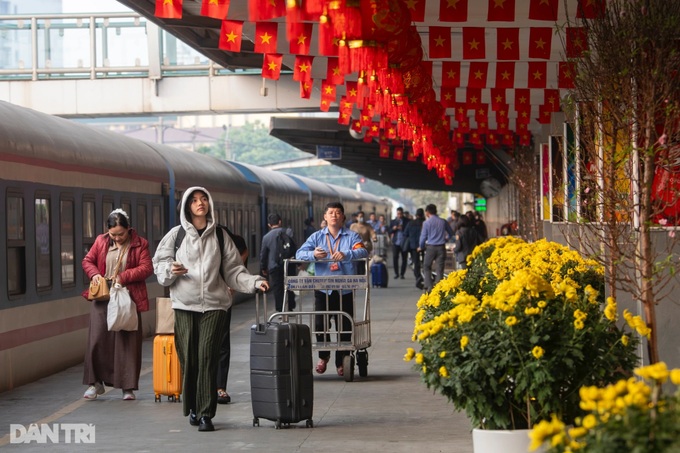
[174,308,227,419]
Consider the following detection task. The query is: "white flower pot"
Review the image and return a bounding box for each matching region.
[472,428,540,453]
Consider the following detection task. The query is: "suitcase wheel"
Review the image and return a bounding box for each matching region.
[253,417,260,427]
[154,394,161,402]
[275,420,282,430]
[306,419,314,428]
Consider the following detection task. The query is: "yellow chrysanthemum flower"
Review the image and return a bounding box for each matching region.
[404,347,415,361]
[505,316,518,326]
[532,346,545,359]
[460,335,469,350]
[670,369,680,385]
[621,335,629,346]
[439,351,446,358]
[635,362,669,384]
[415,353,424,364]
[439,366,449,378]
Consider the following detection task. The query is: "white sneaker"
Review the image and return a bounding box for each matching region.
[83,382,105,400]
[122,390,136,400]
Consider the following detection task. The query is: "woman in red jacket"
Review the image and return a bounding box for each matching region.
[81,209,153,401]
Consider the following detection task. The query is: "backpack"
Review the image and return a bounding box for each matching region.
[275,230,296,263]
[174,224,236,280]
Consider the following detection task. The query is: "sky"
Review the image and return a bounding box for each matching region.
[61,0,130,14]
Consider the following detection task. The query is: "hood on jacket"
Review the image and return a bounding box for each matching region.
[180,186,216,235]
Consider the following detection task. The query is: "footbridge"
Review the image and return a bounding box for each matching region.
[0,12,321,117]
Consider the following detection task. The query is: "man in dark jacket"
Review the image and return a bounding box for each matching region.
[389,207,410,279]
[260,213,296,312]
[403,208,425,289]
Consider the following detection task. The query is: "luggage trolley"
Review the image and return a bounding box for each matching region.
[271,258,371,382]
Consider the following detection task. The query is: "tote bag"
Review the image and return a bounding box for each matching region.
[107,283,138,331]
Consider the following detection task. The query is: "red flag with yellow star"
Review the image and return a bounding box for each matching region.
[496,27,519,60]
[218,20,243,52]
[487,0,514,22]
[439,0,467,22]
[544,89,560,112]
[528,0,557,21]
[262,53,283,80]
[200,0,229,19]
[490,88,506,111]
[441,61,460,87]
[254,22,278,54]
[577,0,605,19]
[379,142,390,158]
[288,22,312,55]
[465,87,482,110]
[406,0,426,22]
[440,87,456,107]
[429,26,451,59]
[249,0,285,21]
[558,61,575,89]
[527,61,547,88]
[326,57,343,85]
[300,80,313,99]
[462,27,485,60]
[566,27,588,58]
[529,27,552,60]
[495,62,515,88]
[155,0,183,19]
[468,61,488,88]
[293,55,313,82]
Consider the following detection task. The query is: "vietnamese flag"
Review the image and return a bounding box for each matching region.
[393,146,404,160]
[529,27,552,60]
[476,150,487,164]
[408,0,427,22]
[490,88,506,111]
[300,80,313,99]
[318,20,339,57]
[544,89,560,112]
[528,0,558,21]
[454,103,467,121]
[514,88,531,110]
[487,0,514,22]
[566,27,588,58]
[496,109,509,133]
[468,61,488,88]
[321,80,336,102]
[429,27,452,59]
[326,57,344,85]
[249,0,285,21]
[474,103,489,123]
[379,143,390,158]
[528,61,547,88]
[462,151,473,165]
[439,0,468,22]
[486,131,498,146]
[537,104,553,124]
[407,148,417,161]
[155,0,183,19]
[218,20,243,52]
[577,0,605,19]
[262,53,283,80]
[495,61,515,89]
[502,131,515,146]
[441,61,461,87]
[462,27,485,60]
[496,27,519,61]
[558,61,575,89]
[345,81,358,102]
[440,87,457,107]
[293,55,313,82]
[254,22,278,54]
[516,103,532,124]
[288,22,312,55]
[466,87,482,110]
[200,0,229,19]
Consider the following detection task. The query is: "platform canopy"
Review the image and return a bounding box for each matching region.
[117,0,584,192]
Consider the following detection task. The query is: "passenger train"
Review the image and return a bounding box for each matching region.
[0,100,391,393]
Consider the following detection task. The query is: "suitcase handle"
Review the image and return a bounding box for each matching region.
[254,291,268,333]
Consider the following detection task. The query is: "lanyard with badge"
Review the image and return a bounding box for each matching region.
[326,233,340,271]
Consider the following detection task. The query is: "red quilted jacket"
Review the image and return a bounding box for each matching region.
[81,229,153,312]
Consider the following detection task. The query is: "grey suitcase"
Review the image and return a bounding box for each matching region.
[250,294,314,429]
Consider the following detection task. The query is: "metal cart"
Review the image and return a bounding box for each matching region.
[268,258,371,382]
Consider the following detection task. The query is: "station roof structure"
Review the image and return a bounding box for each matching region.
[116,0,581,192]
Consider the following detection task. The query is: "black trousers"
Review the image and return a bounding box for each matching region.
[314,290,353,368]
[268,266,296,312]
[392,244,408,277]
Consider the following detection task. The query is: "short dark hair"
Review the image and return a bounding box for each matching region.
[267,213,281,226]
[425,204,437,215]
[325,201,345,214]
[416,208,425,218]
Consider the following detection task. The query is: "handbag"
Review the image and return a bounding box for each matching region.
[107,283,138,331]
[88,278,110,301]
[156,297,174,334]
[87,243,127,301]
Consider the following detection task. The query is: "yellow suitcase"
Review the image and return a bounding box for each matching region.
[153,335,182,402]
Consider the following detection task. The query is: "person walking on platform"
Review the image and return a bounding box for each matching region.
[81,209,153,402]
[260,213,297,312]
[454,214,482,270]
[418,204,454,293]
[295,202,368,377]
[403,208,425,289]
[153,187,269,432]
[389,207,410,279]
[303,217,316,241]
[349,210,377,275]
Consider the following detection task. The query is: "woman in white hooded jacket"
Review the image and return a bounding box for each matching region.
[153,187,269,432]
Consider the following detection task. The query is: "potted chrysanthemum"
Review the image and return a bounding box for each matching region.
[529,362,680,452]
[405,237,645,452]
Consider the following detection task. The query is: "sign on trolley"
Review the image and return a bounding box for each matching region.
[286,275,368,291]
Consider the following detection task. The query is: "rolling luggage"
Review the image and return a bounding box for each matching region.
[153,334,182,402]
[250,294,314,429]
[371,262,388,288]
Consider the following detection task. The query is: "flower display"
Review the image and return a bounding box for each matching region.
[530,362,680,452]
[407,237,641,430]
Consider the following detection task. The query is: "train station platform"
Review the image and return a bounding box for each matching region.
[0,274,474,452]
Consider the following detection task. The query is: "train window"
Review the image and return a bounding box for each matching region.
[103,199,114,231]
[121,200,131,224]
[60,198,75,286]
[136,203,147,238]
[220,209,227,226]
[35,195,52,290]
[7,193,26,296]
[83,199,96,240]
[152,202,162,238]
[229,210,235,232]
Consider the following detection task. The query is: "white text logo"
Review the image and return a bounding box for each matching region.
[10,423,95,444]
